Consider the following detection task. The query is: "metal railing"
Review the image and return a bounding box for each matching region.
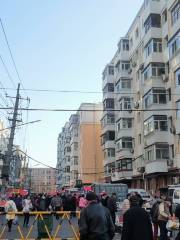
[0,211,80,240]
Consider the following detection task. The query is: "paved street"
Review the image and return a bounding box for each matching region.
[0,215,121,239]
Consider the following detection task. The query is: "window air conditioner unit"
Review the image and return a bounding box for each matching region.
[134,101,140,109]
[130,149,134,154]
[162,74,168,82]
[170,126,176,135]
[167,159,173,167]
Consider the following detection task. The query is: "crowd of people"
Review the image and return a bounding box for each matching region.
[2,190,180,240]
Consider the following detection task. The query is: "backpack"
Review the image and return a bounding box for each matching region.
[39,198,46,211]
[150,202,160,224]
[7,202,14,212]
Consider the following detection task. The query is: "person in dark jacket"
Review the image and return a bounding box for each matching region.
[121,195,153,240]
[79,192,115,240]
[175,204,180,240]
[107,193,117,225]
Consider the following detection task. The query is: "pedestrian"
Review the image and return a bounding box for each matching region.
[150,197,161,240]
[78,194,88,210]
[22,196,32,227]
[5,196,17,232]
[51,193,62,220]
[79,192,115,240]
[121,195,153,240]
[14,194,22,212]
[175,204,180,240]
[101,192,109,207]
[158,194,171,240]
[122,193,131,215]
[107,193,117,225]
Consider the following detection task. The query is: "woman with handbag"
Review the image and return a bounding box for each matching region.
[158,194,171,240]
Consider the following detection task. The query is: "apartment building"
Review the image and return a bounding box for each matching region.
[56,122,71,189]
[102,0,180,192]
[57,103,104,187]
[29,168,57,194]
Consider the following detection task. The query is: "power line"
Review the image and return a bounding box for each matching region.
[0,18,27,95]
[0,54,16,88]
[0,106,179,112]
[0,120,41,132]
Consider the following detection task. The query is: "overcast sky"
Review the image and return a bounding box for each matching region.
[0,0,143,167]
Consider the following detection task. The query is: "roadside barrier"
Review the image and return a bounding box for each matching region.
[0,211,80,240]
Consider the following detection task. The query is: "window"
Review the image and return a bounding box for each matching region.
[138,134,141,144]
[121,79,131,89]
[66,147,71,152]
[117,118,132,131]
[122,39,129,51]
[74,157,78,165]
[156,144,169,159]
[101,113,115,127]
[176,100,180,118]
[171,2,180,25]
[130,38,133,48]
[144,115,168,135]
[175,68,180,86]
[145,39,162,57]
[117,137,133,149]
[116,79,131,91]
[116,159,132,171]
[144,88,167,108]
[169,33,180,58]
[143,63,165,80]
[135,28,139,39]
[144,14,161,33]
[162,9,167,24]
[119,97,132,110]
[103,98,114,109]
[121,61,130,71]
[74,142,78,151]
[108,66,114,75]
[101,131,115,144]
[107,148,115,158]
[103,83,114,93]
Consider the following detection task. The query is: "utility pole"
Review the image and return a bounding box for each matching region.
[2,83,20,188]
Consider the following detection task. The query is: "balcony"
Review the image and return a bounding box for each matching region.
[111,170,132,182]
[116,128,133,139]
[146,160,168,174]
[144,53,164,68]
[115,70,130,82]
[144,131,170,147]
[101,124,115,135]
[104,140,115,149]
[116,149,133,160]
[143,1,162,23]
[143,27,162,46]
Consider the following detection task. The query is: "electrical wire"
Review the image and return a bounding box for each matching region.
[0,18,27,95]
[0,87,179,96]
[0,54,16,88]
[0,107,178,112]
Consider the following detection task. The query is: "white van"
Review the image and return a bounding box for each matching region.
[168,185,180,205]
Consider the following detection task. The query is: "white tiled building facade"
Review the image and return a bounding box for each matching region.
[102,0,180,192]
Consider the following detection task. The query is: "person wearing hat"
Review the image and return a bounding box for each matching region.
[121,195,153,240]
[79,192,115,240]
